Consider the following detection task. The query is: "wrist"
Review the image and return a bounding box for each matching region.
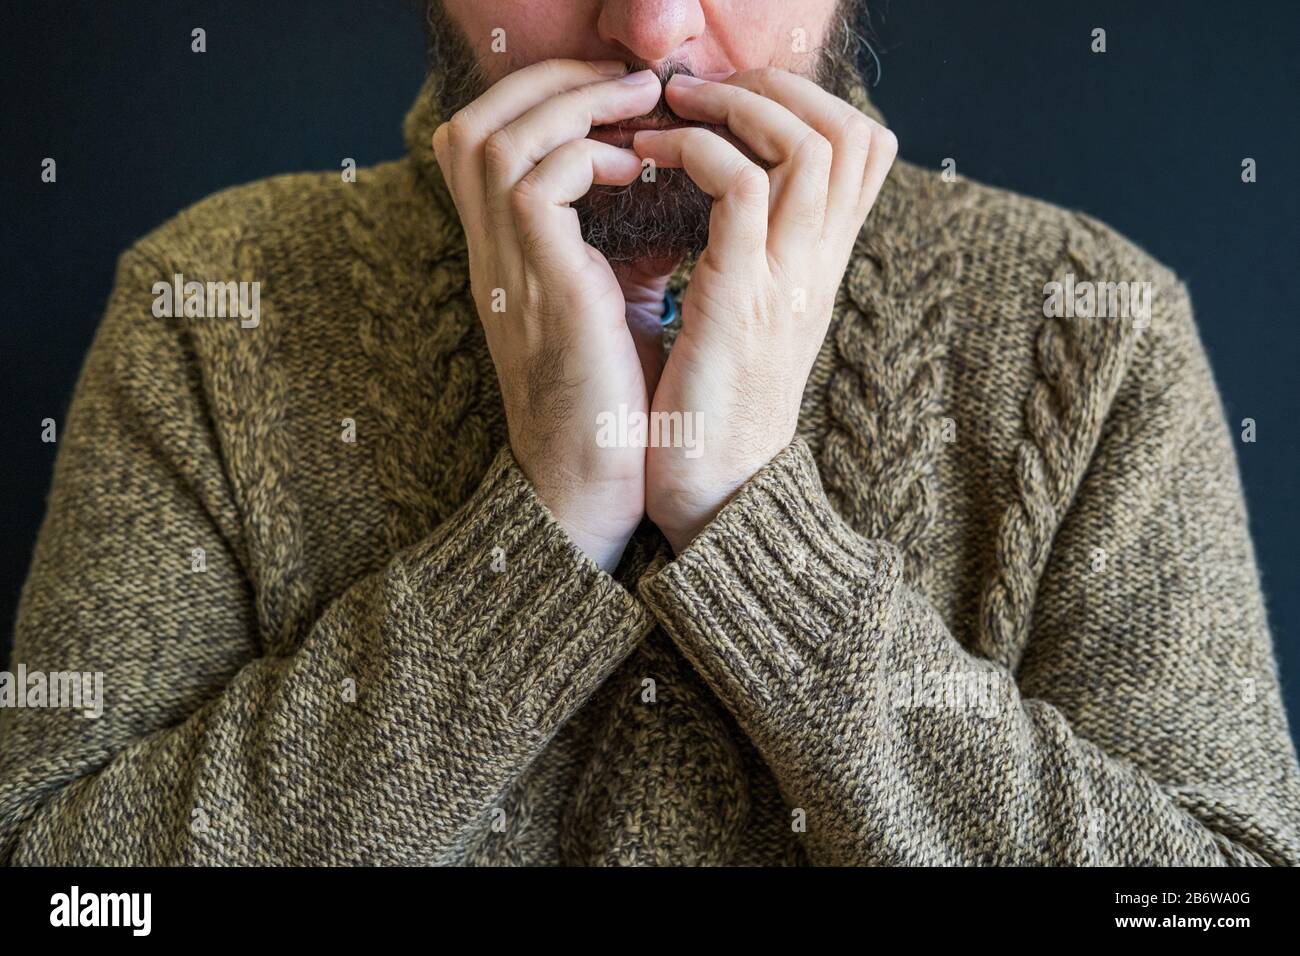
[561,521,636,573]
[649,452,790,555]
[536,479,643,573]
[649,498,723,556]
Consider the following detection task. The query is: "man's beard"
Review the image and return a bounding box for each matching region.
[423,2,869,264]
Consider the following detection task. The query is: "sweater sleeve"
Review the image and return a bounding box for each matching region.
[639,299,1300,866]
[0,250,654,865]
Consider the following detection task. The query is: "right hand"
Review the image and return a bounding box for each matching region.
[432,60,664,571]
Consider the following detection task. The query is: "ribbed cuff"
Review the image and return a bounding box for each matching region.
[638,439,902,715]
[399,446,656,729]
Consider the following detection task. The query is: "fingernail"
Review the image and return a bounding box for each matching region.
[634,130,666,142]
[669,74,706,88]
[591,60,628,76]
[620,68,659,84]
[700,71,734,82]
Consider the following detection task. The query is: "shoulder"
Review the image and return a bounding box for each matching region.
[880,159,1181,285]
[844,158,1219,508]
[104,156,463,369]
[854,157,1204,420]
[124,158,438,282]
[871,158,1192,339]
[90,157,465,465]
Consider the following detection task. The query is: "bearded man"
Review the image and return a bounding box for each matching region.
[3,0,1297,866]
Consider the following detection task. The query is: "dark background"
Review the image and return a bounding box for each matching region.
[2,1,1297,742]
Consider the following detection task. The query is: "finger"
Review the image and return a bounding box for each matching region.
[485,70,661,222]
[633,127,768,265]
[665,74,830,247]
[511,139,642,270]
[719,69,880,239]
[857,121,898,218]
[432,58,628,231]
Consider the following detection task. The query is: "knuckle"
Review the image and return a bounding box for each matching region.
[732,163,770,199]
[447,108,479,146]
[509,176,542,216]
[873,123,900,157]
[483,129,517,170]
[795,130,833,169]
[838,113,875,152]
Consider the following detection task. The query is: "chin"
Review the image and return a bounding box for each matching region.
[575,170,712,265]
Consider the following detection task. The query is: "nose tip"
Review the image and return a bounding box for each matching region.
[597,0,706,65]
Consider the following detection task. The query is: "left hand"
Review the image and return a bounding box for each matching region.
[632,69,897,553]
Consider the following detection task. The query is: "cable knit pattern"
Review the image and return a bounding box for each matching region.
[821,176,973,592]
[976,215,1143,672]
[345,174,500,549]
[2,74,1297,865]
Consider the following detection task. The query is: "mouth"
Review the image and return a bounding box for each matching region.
[587,120,692,149]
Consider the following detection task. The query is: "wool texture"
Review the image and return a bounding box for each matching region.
[3,74,1298,866]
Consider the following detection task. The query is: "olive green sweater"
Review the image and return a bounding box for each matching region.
[3,74,1298,866]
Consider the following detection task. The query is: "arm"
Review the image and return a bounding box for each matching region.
[640,287,1300,866]
[3,56,690,866]
[632,66,1300,866]
[0,249,653,865]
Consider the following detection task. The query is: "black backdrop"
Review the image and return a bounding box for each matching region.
[3,1,1297,743]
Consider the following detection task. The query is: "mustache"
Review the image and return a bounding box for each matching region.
[597,59,726,136]
[637,59,696,124]
[599,59,771,171]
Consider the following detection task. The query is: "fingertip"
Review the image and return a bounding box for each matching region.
[632,129,666,147]
[632,128,685,164]
[595,169,642,188]
[589,142,645,183]
[666,74,707,89]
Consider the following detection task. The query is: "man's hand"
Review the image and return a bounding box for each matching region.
[633,69,897,553]
[432,59,664,571]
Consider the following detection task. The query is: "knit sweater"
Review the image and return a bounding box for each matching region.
[3,73,1298,866]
